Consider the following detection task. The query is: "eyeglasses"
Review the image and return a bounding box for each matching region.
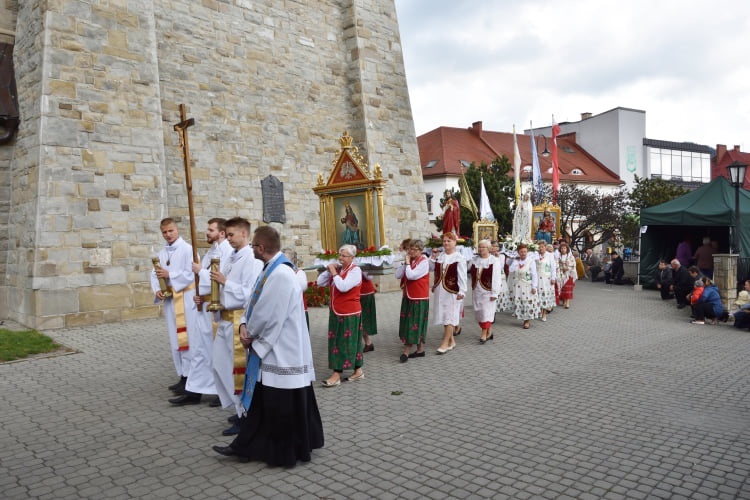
[251,243,261,248]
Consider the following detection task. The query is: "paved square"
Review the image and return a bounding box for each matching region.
[1,281,749,499]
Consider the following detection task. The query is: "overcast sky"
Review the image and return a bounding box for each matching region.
[394,0,750,149]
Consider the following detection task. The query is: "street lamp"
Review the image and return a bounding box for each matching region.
[727,161,747,255]
[538,135,550,157]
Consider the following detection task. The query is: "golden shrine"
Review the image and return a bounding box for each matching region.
[313,132,387,252]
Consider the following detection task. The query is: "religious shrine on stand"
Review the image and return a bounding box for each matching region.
[312,132,398,291]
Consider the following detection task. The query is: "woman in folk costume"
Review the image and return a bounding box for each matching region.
[429,232,467,354]
[470,240,503,343]
[491,241,513,314]
[317,244,364,387]
[535,239,557,322]
[395,239,430,362]
[359,270,377,353]
[556,241,578,309]
[509,243,540,329]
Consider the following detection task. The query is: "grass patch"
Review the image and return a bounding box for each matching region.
[0,328,61,362]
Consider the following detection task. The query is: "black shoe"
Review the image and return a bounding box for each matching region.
[363,343,375,353]
[399,354,408,363]
[213,445,238,457]
[677,304,686,309]
[168,393,201,406]
[207,396,221,407]
[222,423,241,436]
[171,378,188,395]
[227,414,240,425]
[212,445,248,462]
[453,326,462,336]
[408,351,425,358]
[168,376,187,392]
[487,334,494,340]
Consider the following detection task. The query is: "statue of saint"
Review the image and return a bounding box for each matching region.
[441,190,461,237]
[512,192,533,241]
[535,210,555,244]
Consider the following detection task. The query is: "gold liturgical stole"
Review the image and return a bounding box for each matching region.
[221,309,246,394]
[171,283,195,351]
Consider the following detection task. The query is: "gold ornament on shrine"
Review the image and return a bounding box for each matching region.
[313,131,387,252]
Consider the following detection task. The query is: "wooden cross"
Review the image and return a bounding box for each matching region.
[173,104,200,270]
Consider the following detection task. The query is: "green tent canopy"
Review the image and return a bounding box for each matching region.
[638,176,750,286]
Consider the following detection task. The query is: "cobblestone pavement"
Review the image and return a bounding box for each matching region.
[2,281,750,499]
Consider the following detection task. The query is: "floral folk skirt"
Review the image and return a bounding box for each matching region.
[513,281,541,320]
[327,311,363,372]
[398,296,429,345]
[360,294,378,337]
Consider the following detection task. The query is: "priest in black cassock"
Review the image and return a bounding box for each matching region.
[212,225,324,466]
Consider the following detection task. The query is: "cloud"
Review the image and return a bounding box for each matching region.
[395,0,750,148]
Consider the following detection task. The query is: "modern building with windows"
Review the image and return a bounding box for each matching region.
[531,107,714,190]
[643,139,713,188]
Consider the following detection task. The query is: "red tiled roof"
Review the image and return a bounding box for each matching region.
[712,144,750,188]
[418,123,623,186]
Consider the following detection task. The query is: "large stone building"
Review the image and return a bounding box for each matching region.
[0,0,428,328]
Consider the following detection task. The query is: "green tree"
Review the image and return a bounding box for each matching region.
[628,175,689,213]
[460,157,515,236]
[434,157,514,239]
[556,184,629,252]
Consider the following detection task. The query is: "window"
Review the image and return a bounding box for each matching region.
[646,146,710,183]
[571,168,583,175]
[425,160,437,169]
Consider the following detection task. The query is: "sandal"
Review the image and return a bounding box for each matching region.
[346,371,365,382]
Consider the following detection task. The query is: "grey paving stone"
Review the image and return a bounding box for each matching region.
[2,281,750,499]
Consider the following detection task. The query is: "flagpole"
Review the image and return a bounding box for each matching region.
[530,121,542,206]
[513,125,521,205]
[551,114,560,206]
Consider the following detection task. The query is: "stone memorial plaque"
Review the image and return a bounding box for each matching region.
[261,175,286,223]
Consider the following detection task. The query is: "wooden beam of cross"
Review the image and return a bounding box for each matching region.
[173,104,200,273]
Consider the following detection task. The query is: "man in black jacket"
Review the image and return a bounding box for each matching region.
[607,251,625,284]
[655,259,674,300]
[670,259,694,309]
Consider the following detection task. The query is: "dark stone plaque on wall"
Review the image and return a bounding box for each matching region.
[261,175,286,223]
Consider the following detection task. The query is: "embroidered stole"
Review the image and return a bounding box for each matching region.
[170,282,195,351]
[239,254,291,415]
[219,309,246,394]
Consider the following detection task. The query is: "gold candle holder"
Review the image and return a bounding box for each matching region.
[207,257,224,312]
[152,257,173,298]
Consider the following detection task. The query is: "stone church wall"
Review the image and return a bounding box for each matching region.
[1,0,428,328]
